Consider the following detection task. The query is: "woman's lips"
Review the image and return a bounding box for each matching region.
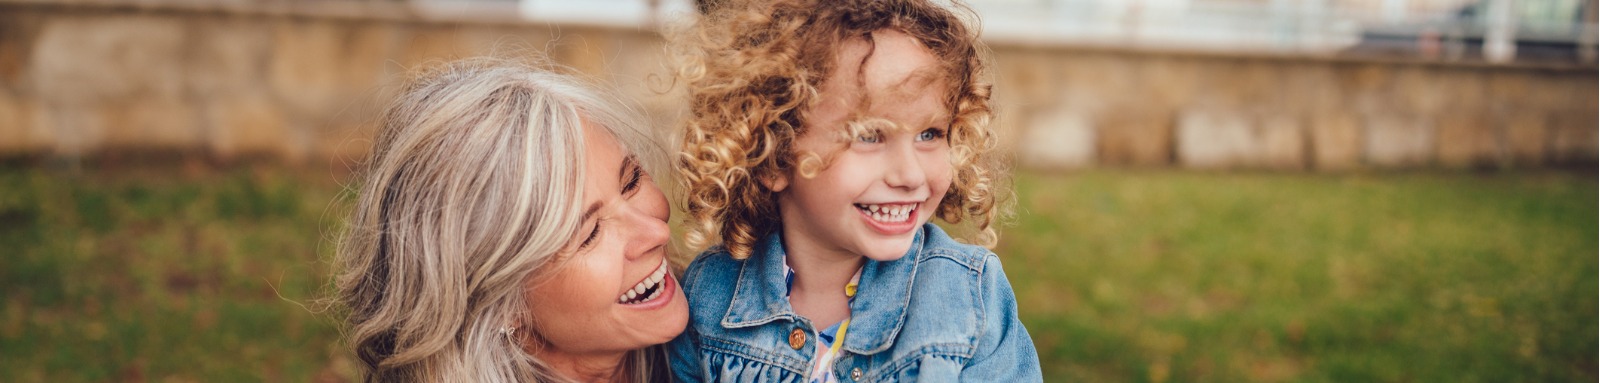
[618,261,676,310]
[617,261,669,305]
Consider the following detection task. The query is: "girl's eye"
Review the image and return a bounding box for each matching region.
[916,128,947,142]
[856,130,883,144]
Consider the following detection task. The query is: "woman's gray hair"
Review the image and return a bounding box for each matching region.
[335,58,666,382]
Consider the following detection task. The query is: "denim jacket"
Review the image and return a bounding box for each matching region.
[668,224,1043,382]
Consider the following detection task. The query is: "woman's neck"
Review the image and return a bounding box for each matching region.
[533,348,627,383]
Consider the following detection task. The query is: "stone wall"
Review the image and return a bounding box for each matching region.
[0,1,1594,170]
[994,49,1598,170]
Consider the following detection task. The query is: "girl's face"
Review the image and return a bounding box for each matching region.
[521,120,688,371]
[774,29,954,263]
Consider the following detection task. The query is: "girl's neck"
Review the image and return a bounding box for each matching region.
[780,234,865,327]
[783,248,864,295]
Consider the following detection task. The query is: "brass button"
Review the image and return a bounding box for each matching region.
[850,367,863,381]
[788,328,806,350]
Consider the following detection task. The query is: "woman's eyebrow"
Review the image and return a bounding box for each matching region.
[581,200,602,226]
[581,155,640,224]
[619,154,640,181]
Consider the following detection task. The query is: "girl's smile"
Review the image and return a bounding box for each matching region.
[855,201,924,235]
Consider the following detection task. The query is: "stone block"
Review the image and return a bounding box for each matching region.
[0,10,44,88]
[1390,66,1448,115]
[1278,63,1340,115]
[1433,68,1488,112]
[38,103,108,157]
[1176,109,1254,169]
[1502,111,1548,166]
[1308,111,1361,171]
[1364,115,1434,168]
[1139,56,1201,111]
[398,25,547,67]
[1021,107,1095,169]
[1548,111,1598,164]
[1207,60,1280,110]
[315,120,378,166]
[269,19,393,121]
[1434,111,1500,168]
[993,49,1058,106]
[1257,114,1306,170]
[0,91,43,152]
[1096,108,1172,167]
[550,31,618,79]
[1334,64,1390,115]
[206,95,291,160]
[31,15,186,104]
[1059,53,1137,108]
[189,18,272,97]
[1486,71,1537,110]
[101,97,200,150]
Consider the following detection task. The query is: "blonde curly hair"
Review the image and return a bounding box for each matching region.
[673,0,1006,259]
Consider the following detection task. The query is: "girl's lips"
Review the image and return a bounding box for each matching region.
[620,271,677,310]
[859,202,920,235]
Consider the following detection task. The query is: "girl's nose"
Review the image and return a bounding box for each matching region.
[883,143,927,190]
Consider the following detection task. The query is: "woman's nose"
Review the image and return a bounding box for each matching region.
[884,143,927,190]
[622,198,671,260]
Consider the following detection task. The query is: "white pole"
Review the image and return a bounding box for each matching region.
[1484,0,1518,63]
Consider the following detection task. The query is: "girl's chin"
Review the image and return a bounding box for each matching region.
[859,242,914,262]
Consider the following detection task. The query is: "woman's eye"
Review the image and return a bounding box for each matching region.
[577,222,601,251]
[916,128,947,142]
[620,166,644,197]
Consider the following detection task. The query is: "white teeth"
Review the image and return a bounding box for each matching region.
[619,261,671,304]
[860,203,914,223]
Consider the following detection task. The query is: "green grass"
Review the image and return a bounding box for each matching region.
[1004,171,1597,382]
[0,166,1594,382]
[0,166,356,382]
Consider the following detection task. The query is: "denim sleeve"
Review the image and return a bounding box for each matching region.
[963,255,1044,382]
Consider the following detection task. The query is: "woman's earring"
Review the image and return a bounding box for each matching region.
[500,326,518,338]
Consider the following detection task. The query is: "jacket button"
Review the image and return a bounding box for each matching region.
[788,328,806,350]
[850,367,863,381]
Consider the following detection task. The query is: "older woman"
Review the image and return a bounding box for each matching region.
[335,59,689,382]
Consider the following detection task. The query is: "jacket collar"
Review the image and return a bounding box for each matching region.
[720,225,928,355]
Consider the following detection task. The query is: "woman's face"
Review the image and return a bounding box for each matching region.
[521,120,689,366]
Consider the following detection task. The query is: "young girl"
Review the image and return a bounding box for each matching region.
[667,0,1042,381]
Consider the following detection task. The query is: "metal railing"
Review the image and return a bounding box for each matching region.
[410,0,1596,63]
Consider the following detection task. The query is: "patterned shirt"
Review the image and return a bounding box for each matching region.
[782,258,862,383]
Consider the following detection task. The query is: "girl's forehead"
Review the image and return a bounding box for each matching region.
[815,30,952,124]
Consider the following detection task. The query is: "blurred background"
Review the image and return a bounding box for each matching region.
[0,0,1594,381]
